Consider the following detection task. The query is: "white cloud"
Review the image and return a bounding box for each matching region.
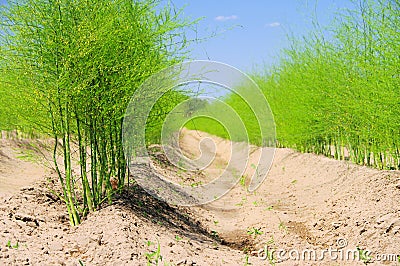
[214,15,238,22]
[265,22,281,28]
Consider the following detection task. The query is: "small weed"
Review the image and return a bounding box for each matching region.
[242,247,249,254]
[239,175,245,187]
[253,236,277,265]
[264,236,276,266]
[174,235,182,241]
[291,179,297,185]
[236,196,247,206]
[213,220,219,225]
[6,240,19,249]
[247,227,263,238]
[243,254,250,266]
[278,221,287,232]
[265,206,274,211]
[14,148,37,162]
[190,181,203,187]
[356,247,372,264]
[145,240,162,266]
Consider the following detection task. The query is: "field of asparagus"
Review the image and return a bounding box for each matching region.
[0,0,399,265]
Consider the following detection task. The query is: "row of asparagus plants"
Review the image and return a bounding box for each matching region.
[258,0,399,169]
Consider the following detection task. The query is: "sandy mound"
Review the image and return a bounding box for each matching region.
[161,129,400,264]
[0,130,399,265]
[0,182,246,265]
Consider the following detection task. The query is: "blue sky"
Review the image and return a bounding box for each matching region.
[167,0,356,72]
[0,0,356,72]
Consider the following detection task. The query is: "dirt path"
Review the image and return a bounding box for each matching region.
[0,131,399,265]
[171,129,400,265]
[0,137,51,198]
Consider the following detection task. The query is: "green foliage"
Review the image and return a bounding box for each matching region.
[0,68,50,134]
[257,0,400,169]
[185,116,229,140]
[185,88,265,146]
[357,247,372,264]
[247,227,263,237]
[145,240,162,266]
[182,0,399,170]
[146,90,189,144]
[6,240,18,249]
[14,148,38,162]
[278,221,287,233]
[243,254,250,266]
[239,175,246,189]
[0,0,194,225]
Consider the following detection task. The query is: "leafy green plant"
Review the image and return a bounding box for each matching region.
[190,181,203,187]
[356,247,372,264]
[145,240,162,266]
[180,0,400,171]
[243,254,250,266]
[265,206,274,211]
[264,236,276,266]
[255,0,400,170]
[14,148,37,163]
[278,221,287,233]
[0,0,196,225]
[239,175,246,188]
[6,240,18,249]
[247,227,263,238]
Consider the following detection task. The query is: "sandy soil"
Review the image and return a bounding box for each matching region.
[0,137,53,197]
[0,130,399,265]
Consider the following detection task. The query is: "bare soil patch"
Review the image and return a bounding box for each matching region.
[0,130,399,265]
